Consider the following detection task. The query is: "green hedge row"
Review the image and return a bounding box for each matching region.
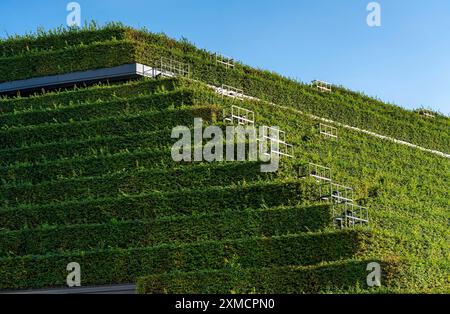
[0,105,218,149]
[0,230,365,290]
[0,129,173,166]
[0,24,130,57]
[0,226,442,291]
[136,242,449,293]
[0,24,202,58]
[0,180,309,230]
[0,120,225,168]
[1,140,258,185]
[136,260,378,294]
[0,88,198,128]
[0,78,178,114]
[1,147,172,185]
[1,35,447,152]
[0,204,331,257]
[0,40,137,83]
[0,162,269,207]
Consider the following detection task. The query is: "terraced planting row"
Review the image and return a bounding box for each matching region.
[0,230,369,290]
[0,78,180,114]
[136,260,385,294]
[137,258,450,294]
[0,89,202,128]
[242,96,449,267]
[0,23,131,57]
[0,180,313,231]
[0,105,218,149]
[1,32,447,152]
[1,146,175,184]
[0,204,331,257]
[0,162,274,207]
[0,129,174,166]
[1,139,264,185]
[0,223,442,291]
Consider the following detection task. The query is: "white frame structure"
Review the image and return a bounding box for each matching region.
[311,80,332,93]
[331,183,354,204]
[215,53,235,69]
[418,110,435,119]
[304,163,332,182]
[319,123,338,139]
[223,105,255,126]
[151,57,190,78]
[333,203,369,228]
[299,162,371,227]
[219,85,245,101]
[259,126,294,158]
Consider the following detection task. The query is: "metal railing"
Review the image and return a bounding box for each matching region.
[151,57,190,78]
[331,183,354,204]
[319,123,338,139]
[311,80,332,92]
[223,105,255,126]
[259,126,294,158]
[215,53,235,69]
[219,84,245,100]
[302,163,332,182]
[333,203,369,228]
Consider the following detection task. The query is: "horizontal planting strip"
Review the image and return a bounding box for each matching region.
[0,230,366,290]
[0,26,131,57]
[0,129,174,166]
[1,141,259,186]
[0,204,331,257]
[0,89,198,128]
[0,78,178,114]
[0,105,218,149]
[136,260,380,294]
[0,40,137,83]
[0,180,310,230]
[0,162,269,207]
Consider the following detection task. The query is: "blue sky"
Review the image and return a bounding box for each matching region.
[1,0,449,115]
